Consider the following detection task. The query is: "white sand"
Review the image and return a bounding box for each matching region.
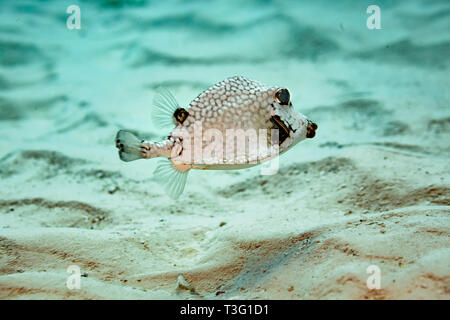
[0,0,449,299]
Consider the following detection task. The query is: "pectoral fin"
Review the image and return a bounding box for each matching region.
[152,87,180,131]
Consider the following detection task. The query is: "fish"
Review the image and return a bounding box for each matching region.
[115,76,317,199]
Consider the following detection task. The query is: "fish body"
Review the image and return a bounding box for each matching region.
[115,76,317,198]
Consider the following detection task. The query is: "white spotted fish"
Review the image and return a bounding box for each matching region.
[115,76,317,199]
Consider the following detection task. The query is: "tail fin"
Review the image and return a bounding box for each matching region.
[115,130,143,162]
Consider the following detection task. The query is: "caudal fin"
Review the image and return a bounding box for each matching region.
[115,130,143,162]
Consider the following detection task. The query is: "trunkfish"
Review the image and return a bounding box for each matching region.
[115,76,317,199]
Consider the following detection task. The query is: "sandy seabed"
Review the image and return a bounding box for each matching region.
[0,0,449,299]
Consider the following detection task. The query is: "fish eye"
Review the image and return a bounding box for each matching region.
[275,89,290,105]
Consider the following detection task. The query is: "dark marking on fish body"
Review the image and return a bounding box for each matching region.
[270,115,290,145]
[174,108,189,124]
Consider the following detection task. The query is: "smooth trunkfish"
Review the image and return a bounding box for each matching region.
[115,76,317,199]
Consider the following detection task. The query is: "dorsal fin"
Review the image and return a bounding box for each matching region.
[151,87,180,130]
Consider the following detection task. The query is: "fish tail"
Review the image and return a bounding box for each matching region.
[115,130,175,162]
[115,130,147,162]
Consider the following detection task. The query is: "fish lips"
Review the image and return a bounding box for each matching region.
[306,120,318,138]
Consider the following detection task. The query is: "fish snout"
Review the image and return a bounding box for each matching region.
[306,120,317,138]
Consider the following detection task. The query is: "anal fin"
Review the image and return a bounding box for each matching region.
[153,159,189,199]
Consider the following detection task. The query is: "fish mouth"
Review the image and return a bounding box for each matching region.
[306,120,317,138]
[270,115,290,145]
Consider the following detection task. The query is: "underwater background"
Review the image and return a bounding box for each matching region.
[0,0,449,299]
